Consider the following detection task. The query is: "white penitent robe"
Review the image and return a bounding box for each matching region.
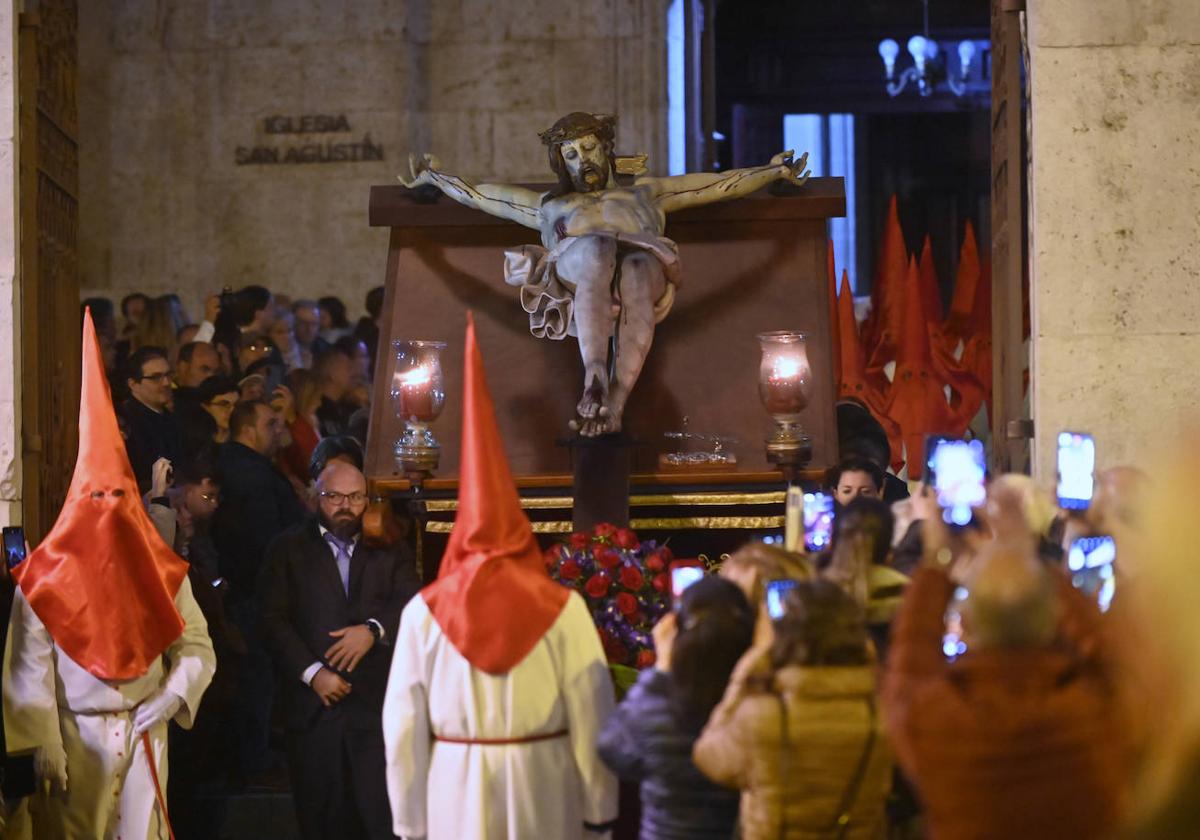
[3,577,216,840]
[383,591,617,840]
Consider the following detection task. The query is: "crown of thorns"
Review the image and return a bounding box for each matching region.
[538,112,616,146]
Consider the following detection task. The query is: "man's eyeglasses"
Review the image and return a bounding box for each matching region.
[318,491,369,506]
[206,398,235,409]
[137,371,172,383]
[199,492,220,505]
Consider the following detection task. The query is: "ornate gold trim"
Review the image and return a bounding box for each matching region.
[425,496,574,512]
[630,516,785,530]
[424,520,575,534]
[631,492,786,507]
[424,515,784,534]
[423,491,786,514]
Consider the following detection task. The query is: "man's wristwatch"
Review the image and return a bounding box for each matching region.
[366,620,383,642]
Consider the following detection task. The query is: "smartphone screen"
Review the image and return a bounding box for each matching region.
[803,492,834,552]
[670,563,704,606]
[1057,432,1096,511]
[927,437,987,528]
[1068,535,1116,612]
[2,526,26,570]
[765,578,800,620]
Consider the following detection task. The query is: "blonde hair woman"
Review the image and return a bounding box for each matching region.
[132,295,188,357]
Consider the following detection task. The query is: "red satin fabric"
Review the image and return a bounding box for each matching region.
[944,220,981,346]
[917,235,945,324]
[836,270,903,468]
[422,313,569,675]
[13,311,187,681]
[885,258,972,473]
[864,194,907,376]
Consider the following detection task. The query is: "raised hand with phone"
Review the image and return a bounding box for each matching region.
[882,465,1126,840]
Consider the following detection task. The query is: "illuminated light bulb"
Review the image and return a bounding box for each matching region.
[907,35,928,73]
[878,38,899,79]
[958,40,976,77]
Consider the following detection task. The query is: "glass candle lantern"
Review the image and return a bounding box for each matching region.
[390,340,447,474]
[757,331,812,421]
[757,330,814,476]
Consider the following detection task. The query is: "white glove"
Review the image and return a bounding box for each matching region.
[33,743,68,795]
[132,690,183,738]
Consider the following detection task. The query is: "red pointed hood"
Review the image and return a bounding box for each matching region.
[917,235,944,324]
[884,256,955,473]
[837,271,904,469]
[929,223,986,423]
[947,220,981,338]
[13,310,187,680]
[897,256,931,367]
[422,313,569,674]
[827,239,841,386]
[863,194,907,366]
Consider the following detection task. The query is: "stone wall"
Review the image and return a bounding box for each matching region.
[1027,0,1200,479]
[0,0,20,526]
[78,0,669,319]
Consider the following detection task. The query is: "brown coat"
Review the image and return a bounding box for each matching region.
[882,566,1128,840]
[693,654,891,840]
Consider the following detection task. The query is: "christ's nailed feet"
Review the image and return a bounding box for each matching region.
[568,407,621,438]
[576,375,606,420]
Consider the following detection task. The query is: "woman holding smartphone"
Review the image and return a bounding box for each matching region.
[597,576,754,840]
[693,580,892,840]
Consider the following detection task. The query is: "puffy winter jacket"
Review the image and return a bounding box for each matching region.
[597,668,740,840]
[693,654,890,840]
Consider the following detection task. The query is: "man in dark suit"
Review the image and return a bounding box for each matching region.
[211,400,305,600]
[260,459,420,840]
[120,345,183,493]
[211,398,306,781]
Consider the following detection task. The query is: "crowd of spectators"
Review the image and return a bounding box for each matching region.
[75,285,390,828]
[594,431,1175,840]
[46,285,1197,840]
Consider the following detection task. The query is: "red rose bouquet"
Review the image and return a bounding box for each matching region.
[545,524,673,675]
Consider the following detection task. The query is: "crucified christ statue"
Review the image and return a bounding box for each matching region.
[400,111,809,437]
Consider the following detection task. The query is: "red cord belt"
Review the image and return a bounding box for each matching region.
[433,729,568,746]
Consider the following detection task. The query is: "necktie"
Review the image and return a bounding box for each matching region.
[324,532,352,595]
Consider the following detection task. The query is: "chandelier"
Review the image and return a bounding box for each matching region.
[877,0,978,98]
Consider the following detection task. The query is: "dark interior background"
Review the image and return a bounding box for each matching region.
[713,0,992,302]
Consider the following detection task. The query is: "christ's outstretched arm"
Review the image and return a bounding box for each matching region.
[643,151,810,215]
[400,153,543,229]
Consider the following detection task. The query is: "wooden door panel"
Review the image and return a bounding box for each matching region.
[19,0,79,540]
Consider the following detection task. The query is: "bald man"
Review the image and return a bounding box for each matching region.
[260,461,421,840]
[882,505,1128,840]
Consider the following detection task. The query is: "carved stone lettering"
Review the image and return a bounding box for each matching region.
[236,130,384,166]
[264,114,353,134]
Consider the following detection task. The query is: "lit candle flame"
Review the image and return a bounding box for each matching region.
[399,366,431,387]
[771,356,802,380]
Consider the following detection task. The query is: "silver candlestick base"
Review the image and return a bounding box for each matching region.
[764,420,812,483]
[394,422,441,476]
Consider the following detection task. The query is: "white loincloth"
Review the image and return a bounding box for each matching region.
[503,232,682,340]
